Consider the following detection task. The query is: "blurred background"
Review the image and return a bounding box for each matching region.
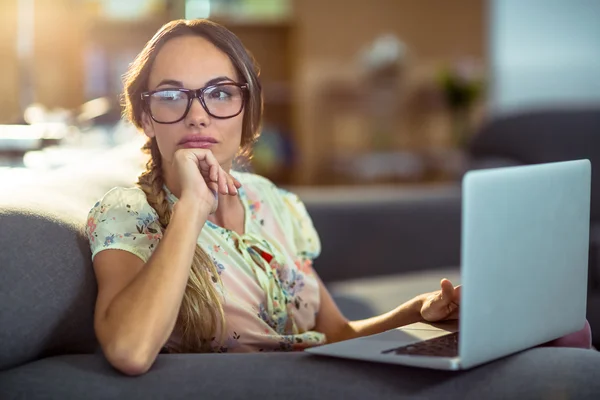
[0,0,599,187]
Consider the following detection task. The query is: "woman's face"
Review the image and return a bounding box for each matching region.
[141,35,244,171]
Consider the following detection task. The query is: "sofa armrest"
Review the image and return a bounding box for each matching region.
[0,203,98,371]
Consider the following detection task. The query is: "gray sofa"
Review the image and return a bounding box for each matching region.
[2,140,600,398]
[0,131,600,400]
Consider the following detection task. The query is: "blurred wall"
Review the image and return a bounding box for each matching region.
[291,0,486,184]
[33,0,86,110]
[0,0,20,123]
[0,0,87,123]
[294,0,484,62]
[224,21,293,133]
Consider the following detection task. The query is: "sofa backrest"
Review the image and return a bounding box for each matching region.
[468,107,600,219]
[0,200,98,371]
[303,187,462,283]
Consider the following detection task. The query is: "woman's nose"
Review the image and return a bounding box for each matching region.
[185,97,210,128]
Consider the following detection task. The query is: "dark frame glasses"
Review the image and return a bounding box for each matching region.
[141,82,249,124]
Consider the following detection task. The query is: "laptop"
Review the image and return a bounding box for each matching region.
[305,160,591,370]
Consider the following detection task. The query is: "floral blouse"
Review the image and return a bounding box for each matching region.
[85,171,326,352]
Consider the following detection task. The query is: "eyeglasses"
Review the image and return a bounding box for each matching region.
[141,82,248,124]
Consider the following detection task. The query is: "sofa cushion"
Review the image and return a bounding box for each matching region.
[1,349,600,399]
[0,204,98,371]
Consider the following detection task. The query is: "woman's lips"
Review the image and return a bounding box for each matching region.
[180,141,216,149]
[179,135,218,149]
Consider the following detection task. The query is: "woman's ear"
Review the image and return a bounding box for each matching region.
[141,111,156,138]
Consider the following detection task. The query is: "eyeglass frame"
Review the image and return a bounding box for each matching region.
[141,82,249,124]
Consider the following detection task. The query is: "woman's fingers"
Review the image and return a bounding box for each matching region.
[217,168,228,194]
[226,174,238,195]
[446,305,460,320]
[183,149,242,197]
[440,279,455,302]
[209,164,218,182]
[214,170,240,196]
[201,152,227,195]
[203,166,240,197]
[191,150,218,181]
[453,285,462,304]
[420,280,462,322]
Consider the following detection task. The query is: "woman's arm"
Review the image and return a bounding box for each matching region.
[93,198,210,376]
[93,148,239,376]
[313,273,459,344]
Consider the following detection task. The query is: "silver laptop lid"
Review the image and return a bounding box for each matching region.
[458,160,591,369]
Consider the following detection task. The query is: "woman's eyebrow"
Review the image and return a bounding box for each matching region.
[155,79,184,88]
[154,76,234,90]
[204,76,235,86]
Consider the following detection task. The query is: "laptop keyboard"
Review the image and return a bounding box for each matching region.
[381,332,459,357]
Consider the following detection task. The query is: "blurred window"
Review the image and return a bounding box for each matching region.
[185,0,291,21]
[86,0,168,20]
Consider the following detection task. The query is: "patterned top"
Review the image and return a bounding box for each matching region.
[85,171,326,352]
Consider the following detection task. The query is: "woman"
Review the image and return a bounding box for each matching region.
[85,19,589,377]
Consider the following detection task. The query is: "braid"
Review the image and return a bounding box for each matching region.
[137,137,226,353]
[138,139,170,227]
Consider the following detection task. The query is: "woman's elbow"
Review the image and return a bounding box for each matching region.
[103,340,157,376]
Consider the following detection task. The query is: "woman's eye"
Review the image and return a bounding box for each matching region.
[207,88,232,100]
[155,91,184,101]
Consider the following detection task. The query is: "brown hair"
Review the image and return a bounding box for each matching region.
[122,19,263,352]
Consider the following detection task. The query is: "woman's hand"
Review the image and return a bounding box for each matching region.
[172,148,241,215]
[419,279,461,322]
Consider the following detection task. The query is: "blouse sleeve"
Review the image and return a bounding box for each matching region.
[277,188,321,260]
[85,187,163,263]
